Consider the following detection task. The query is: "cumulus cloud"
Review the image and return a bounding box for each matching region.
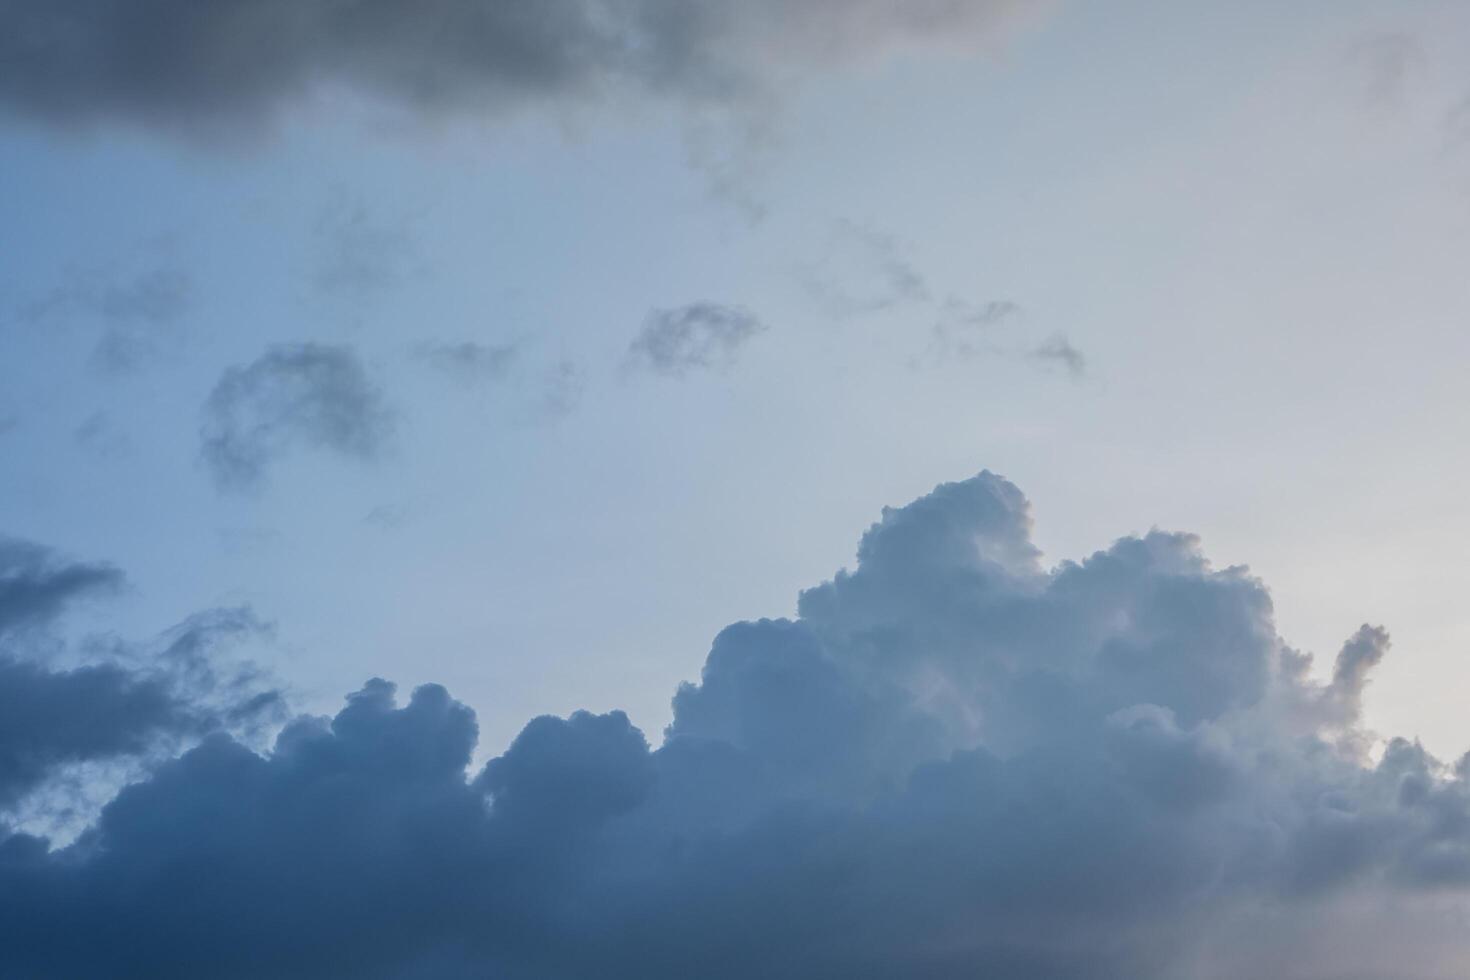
[5,470,1470,977]
[0,1,1038,134]
[628,303,766,377]
[0,657,194,809]
[200,343,393,491]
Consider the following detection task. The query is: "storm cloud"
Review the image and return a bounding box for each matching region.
[0,1,1037,133]
[200,343,393,491]
[3,471,1470,977]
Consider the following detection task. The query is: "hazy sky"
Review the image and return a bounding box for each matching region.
[5,2,1470,977]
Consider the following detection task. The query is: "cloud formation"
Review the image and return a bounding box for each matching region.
[13,266,193,373]
[0,536,121,638]
[0,1,1036,134]
[0,539,279,824]
[313,197,415,298]
[413,340,521,385]
[799,219,933,316]
[200,343,393,491]
[1031,333,1086,378]
[5,471,1470,977]
[628,302,766,377]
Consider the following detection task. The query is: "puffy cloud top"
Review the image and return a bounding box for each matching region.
[3,470,1470,978]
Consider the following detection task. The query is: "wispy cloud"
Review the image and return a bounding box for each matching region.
[200,343,394,491]
[628,303,767,378]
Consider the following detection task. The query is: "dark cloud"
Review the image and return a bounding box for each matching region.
[628,302,766,377]
[0,536,279,822]
[0,1,1036,134]
[5,471,1470,976]
[0,657,194,808]
[0,535,122,638]
[1030,333,1086,378]
[200,343,394,491]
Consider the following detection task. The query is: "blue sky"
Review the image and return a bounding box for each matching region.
[5,2,1470,976]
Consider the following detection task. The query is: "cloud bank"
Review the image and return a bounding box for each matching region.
[4,471,1470,977]
[0,1,1037,133]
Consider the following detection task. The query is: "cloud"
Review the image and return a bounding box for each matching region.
[7,470,1470,976]
[1030,333,1086,378]
[0,538,280,823]
[628,303,766,377]
[73,411,132,459]
[0,657,195,809]
[0,536,122,638]
[13,266,193,373]
[799,219,932,317]
[1348,33,1428,110]
[313,196,416,298]
[200,343,394,491]
[413,340,521,385]
[0,1,1038,135]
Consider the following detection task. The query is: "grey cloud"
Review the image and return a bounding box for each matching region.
[16,267,191,327]
[0,1,1036,134]
[7,471,1470,976]
[946,298,1021,327]
[313,197,415,298]
[0,535,122,638]
[926,297,1023,362]
[1349,33,1428,109]
[414,340,521,385]
[0,658,192,809]
[800,219,931,317]
[200,343,394,491]
[73,411,132,460]
[628,303,765,377]
[1031,333,1086,378]
[0,536,279,821]
[14,266,193,373]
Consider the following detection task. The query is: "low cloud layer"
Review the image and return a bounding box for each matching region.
[200,343,393,491]
[0,539,279,818]
[4,471,1470,977]
[628,302,766,377]
[0,1,1035,134]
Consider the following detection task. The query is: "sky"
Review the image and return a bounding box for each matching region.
[4,1,1470,977]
